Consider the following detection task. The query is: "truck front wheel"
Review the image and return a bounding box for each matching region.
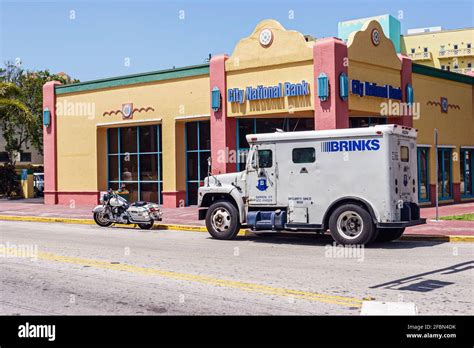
[329,204,375,245]
[205,201,241,240]
[375,228,405,242]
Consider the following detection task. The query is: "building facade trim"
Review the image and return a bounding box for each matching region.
[413,63,474,85]
[55,64,210,95]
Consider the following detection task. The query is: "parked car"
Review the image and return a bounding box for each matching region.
[33,173,44,197]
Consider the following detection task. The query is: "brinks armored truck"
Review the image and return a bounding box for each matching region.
[198,125,426,245]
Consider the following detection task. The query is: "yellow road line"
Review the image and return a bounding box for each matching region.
[24,250,362,308]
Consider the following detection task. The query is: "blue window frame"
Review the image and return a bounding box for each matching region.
[236,117,314,171]
[417,147,430,202]
[437,148,453,200]
[461,148,474,197]
[107,125,163,204]
[185,121,211,206]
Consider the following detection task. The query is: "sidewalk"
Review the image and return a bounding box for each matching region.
[0,198,473,240]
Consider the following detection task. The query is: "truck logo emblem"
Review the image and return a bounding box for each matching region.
[256,178,268,191]
[321,139,380,152]
[403,174,408,187]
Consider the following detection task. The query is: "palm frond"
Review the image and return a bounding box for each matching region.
[0,82,23,98]
[0,98,31,115]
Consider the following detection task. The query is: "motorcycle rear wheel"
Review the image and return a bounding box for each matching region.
[138,222,154,230]
[93,212,113,227]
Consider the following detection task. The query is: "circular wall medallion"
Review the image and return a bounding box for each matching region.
[371,28,381,46]
[441,97,448,112]
[122,103,133,119]
[259,28,273,47]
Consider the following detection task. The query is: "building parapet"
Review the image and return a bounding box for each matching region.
[55,64,210,95]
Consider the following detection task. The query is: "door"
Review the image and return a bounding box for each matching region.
[287,145,317,223]
[392,137,417,202]
[247,143,277,205]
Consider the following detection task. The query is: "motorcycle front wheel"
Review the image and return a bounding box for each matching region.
[93,212,113,227]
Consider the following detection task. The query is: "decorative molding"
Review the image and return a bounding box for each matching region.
[103,105,155,117]
[426,98,461,112]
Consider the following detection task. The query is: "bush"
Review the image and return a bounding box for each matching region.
[0,164,22,197]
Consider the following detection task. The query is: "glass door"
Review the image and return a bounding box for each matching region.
[461,149,473,197]
[417,147,430,202]
[185,121,210,205]
[437,148,452,200]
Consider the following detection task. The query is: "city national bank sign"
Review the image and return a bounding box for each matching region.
[228,80,310,104]
[351,80,402,100]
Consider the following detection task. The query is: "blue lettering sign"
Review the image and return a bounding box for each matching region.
[350,79,402,101]
[321,139,381,153]
[228,80,310,103]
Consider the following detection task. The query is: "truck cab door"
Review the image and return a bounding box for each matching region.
[247,144,277,205]
[393,137,417,203]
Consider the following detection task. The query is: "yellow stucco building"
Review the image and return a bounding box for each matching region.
[42,19,474,208]
[401,27,474,75]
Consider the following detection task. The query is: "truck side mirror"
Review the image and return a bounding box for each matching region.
[247,148,258,172]
[207,156,212,177]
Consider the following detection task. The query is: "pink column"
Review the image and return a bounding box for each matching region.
[162,191,186,208]
[393,54,413,127]
[453,184,461,203]
[209,54,236,175]
[313,38,349,130]
[43,81,61,205]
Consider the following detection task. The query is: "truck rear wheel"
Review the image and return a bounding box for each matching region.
[206,201,240,240]
[375,228,405,242]
[329,204,375,245]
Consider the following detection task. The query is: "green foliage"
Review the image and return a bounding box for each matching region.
[440,214,474,221]
[0,61,79,166]
[0,163,21,197]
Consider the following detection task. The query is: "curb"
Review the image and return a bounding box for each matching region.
[0,215,472,242]
[400,234,474,243]
[0,215,248,236]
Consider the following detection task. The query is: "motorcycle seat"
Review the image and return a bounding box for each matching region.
[131,201,148,207]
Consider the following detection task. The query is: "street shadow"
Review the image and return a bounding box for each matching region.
[236,233,334,247]
[398,279,454,292]
[369,261,474,292]
[368,240,445,249]
[232,232,444,249]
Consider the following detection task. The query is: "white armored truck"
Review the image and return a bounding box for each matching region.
[198,125,426,245]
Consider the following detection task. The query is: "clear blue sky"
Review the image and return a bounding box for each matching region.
[1,0,473,81]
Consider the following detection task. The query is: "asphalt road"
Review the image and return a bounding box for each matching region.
[0,220,473,315]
